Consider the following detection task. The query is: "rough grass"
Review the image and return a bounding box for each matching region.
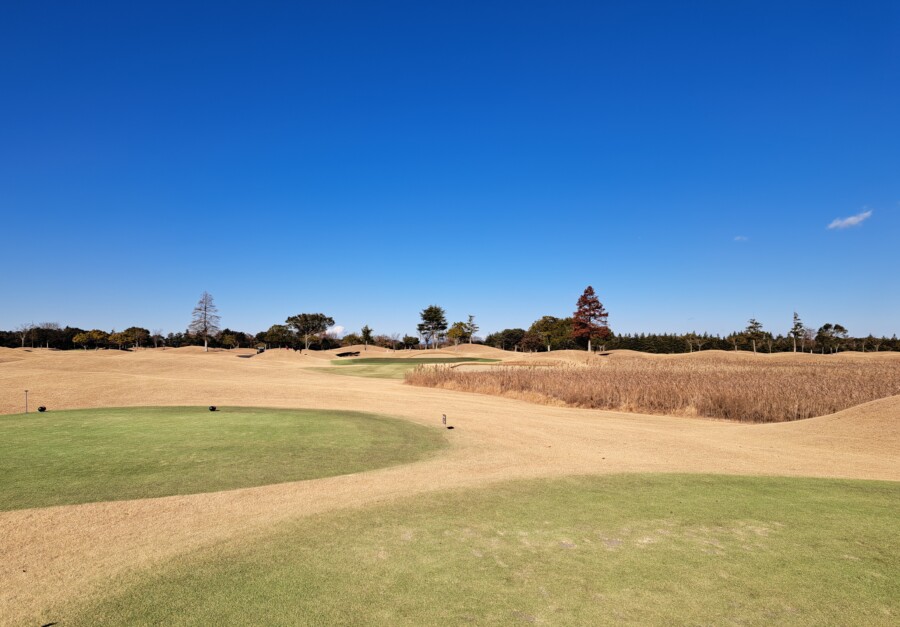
[323,357,498,379]
[66,475,900,626]
[0,406,446,511]
[406,354,900,422]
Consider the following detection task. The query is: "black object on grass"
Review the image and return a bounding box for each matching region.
[446,426,454,430]
[209,406,217,412]
[37,406,47,413]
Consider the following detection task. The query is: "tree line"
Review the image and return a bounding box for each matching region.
[3,289,897,354]
[484,309,897,354]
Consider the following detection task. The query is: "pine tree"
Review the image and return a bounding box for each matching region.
[745,318,764,354]
[417,305,448,349]
[789,312,804,352]
[285,313,335,350]
[572,286,610,352]
[360,325,373,350]
[465,315,479,344]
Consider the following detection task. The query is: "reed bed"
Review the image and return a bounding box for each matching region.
[405,354,900,422]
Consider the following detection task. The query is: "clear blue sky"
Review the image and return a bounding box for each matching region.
[1,1,897,338]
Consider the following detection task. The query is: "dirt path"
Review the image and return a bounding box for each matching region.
[1,349,898,624]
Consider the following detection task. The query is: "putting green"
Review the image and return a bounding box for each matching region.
[323,357,499,379]
[69,475,899,625]
[0,406,446,511]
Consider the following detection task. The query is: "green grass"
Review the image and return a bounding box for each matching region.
[70,475,899,625]
[0,406,446,511]
[322,357,498,379]
[332,358,499,365]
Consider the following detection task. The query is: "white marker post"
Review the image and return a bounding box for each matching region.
[24,390,28,414]
[442,413,447,426]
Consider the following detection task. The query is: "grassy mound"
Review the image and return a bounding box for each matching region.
[324,357,498,379]
[333,358,499,365]
[0,406,445,511]
[71,475,899,625]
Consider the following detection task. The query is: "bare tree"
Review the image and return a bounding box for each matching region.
[151,329,164,348]
[802,327,816,354]
[189,292,221,352]
[684,332,707,352]
[15,323,34,348]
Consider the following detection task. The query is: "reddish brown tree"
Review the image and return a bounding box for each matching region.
[572,285,609,352]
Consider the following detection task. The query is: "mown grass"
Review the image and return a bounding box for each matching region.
[0,406,446,511]
[68,474,899,626]
[406,355,900,422]
[323,357,498,379]
[333,358,499,365]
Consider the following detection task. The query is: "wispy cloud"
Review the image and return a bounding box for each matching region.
[733,235,748,242]
[828,209,872,230]
[327,325,345,337]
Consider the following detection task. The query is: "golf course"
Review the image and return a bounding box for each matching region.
[3,2,897,624]
[1,345,898,625]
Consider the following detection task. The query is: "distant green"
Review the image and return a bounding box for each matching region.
[332,358,498,365]
[323,357,498,379]
[70,474,900,626]
[0,406,446,511]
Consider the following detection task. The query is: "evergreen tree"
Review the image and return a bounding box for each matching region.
[745,318,764,353]
[285,313,335,350]
[465,315,479,343]
[789,312,804,353]
[529,316,575,351]
[572,286,610,352]
[264,324,293,348]
[521,330,545,352]
[360,325,373,350]
[816,323,835,353]
[417,305,448,349]
[485,328,527,351]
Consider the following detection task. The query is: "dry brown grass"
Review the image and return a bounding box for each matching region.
[406,352,900,422]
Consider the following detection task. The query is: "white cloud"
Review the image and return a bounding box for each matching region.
[734,235,748,241]
[828,209,872,230]
[327,325,345,337]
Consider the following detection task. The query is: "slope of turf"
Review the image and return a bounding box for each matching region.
[321,357,499,379]
[332,358,499,365]
[70,475,899,625]
[0,406,446,511]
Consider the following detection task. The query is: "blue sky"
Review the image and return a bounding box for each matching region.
[1,1,897,338]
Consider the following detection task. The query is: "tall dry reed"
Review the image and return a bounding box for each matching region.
[405,354,900,422]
